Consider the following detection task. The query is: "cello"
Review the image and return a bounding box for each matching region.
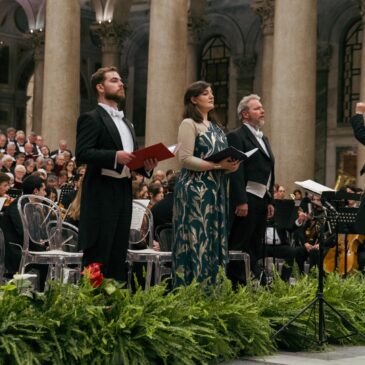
[324,234,365,274]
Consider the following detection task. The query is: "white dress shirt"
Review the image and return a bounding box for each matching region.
[243,123,272,198]
[98,103,134,178]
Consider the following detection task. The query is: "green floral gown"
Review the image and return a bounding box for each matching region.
[172,122,229,286]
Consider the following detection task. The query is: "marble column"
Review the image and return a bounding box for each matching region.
[357,0,365,188]
[28,30,45,135]
[42,0,80,152]
[234,56,256,107]
[187,15,207,85]
[251,0,275,139]
[91,21,129,67]
[145,0,188,169]
[270,0,317,192]
[315,43,332,184]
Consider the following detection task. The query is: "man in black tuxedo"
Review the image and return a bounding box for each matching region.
[227,94,275,285]
[76,66,157,281]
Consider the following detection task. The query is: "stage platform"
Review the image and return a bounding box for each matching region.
[221,345,365,365]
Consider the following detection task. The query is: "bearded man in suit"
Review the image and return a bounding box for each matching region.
[76,66,157,281]
[227,94,275,285]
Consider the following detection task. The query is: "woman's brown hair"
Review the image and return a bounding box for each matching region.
[183,81,221,126]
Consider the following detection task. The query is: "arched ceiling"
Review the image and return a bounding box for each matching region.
[15,0,45,30]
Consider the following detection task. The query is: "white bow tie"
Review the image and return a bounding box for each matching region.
[254,129,263,139]
[110,109,124,119]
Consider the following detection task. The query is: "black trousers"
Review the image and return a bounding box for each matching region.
[82,177,132,282]
[227,193,269,284]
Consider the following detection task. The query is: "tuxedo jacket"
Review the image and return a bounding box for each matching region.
[227,124,275,208]
[75,105,146,250]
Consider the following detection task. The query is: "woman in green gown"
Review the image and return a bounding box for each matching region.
[172,81,240,286]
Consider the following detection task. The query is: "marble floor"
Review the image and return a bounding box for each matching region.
[221,345,365,365]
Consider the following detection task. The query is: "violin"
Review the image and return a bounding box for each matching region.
[324,234,365,274]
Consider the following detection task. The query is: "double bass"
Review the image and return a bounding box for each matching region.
[324,234,365,274]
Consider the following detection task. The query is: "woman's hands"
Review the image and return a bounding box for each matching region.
[217,157,241,172]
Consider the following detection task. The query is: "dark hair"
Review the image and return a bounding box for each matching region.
[183,81,220,125]
[91,66,118,94]
[148,183,163,198]
[22,175,44,194]
[167,172,178,193]
[0,172,10,185]
[46,187,58,201]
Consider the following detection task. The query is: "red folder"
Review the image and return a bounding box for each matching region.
[127,143,180,170]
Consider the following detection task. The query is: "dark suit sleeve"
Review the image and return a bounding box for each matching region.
[227,131,247,206]
[350,114,365,145]
[76,113,116,169]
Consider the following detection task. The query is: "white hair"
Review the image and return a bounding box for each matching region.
[237,94,261,123]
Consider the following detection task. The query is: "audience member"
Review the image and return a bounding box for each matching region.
[5,142,16,158]
[0,133,7,153]
[24,159,36,177]
[13,165,26,190]
[6,127,16,143]
[2,155,14,173]
[15,130,26,153]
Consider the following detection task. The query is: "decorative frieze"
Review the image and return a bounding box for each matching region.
[251,0,275,36]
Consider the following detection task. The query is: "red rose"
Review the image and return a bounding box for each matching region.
[82,262,104,288]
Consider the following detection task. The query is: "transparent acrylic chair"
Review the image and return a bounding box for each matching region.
[17,195,83,284]
[127,201,156,289]
[127,201,173,289]
[153,223,173,284]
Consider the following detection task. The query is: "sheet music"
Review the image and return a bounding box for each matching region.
[131,199,149,229]
[245,147,258,158]
[295,179,334,195]
[167,143,181,154]
[0,197,6,211]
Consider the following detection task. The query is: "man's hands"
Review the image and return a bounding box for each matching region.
[267,204,275,219]
[116,151,136,165]
[116,151,158,171]
[235,203,274,218]
[235,203,248,217]
[304,242,319,252]
[143,158,158,171]
[355,102,365,114]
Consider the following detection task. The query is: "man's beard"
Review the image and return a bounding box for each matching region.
[105,90,125,104]
[258,119,265,128]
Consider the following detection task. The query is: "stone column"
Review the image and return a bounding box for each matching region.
[357,0,365,188]
[91,21,129,67]
[42,0,80,152]
[28,30,45,134]
[233,56,256,129]
[270,0,317,192]
[315,43,332,184]
[251,0,275,139]
[187,16,207,85]
[145,0,188,169]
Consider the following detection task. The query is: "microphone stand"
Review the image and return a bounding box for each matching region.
[272,204,365,345]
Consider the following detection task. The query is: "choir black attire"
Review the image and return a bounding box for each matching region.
[227,124,275,284]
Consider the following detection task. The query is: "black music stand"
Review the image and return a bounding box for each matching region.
[263,200,296,276]
[273,192,365,345]
[355,194,365,234]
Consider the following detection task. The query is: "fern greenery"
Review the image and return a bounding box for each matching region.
[1,271,365,364]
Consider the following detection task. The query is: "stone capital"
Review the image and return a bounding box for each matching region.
[26,29,45,62]
[251,0,275,36]
[317,43,332,71]
[90,21,130,53]
[355,0,365,18]
[187,15,208,44]
[234,55,257,77]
